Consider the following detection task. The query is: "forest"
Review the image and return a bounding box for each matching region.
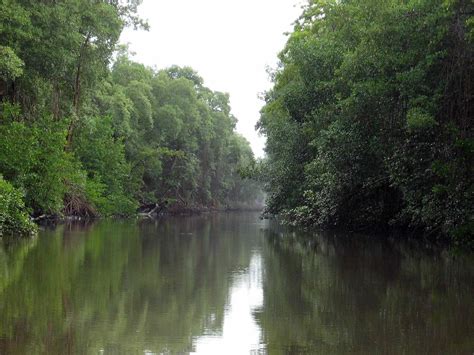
[256,0,473,244]
[0,1,473,353]
[0,0,262,236]
[0,0,472,245]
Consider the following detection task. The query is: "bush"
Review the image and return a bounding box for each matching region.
[73,115,138,216]
[0,106,74,215]
[0,176,37,236]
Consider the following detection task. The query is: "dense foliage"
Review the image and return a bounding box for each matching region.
[257,0,473,242]
[0,0,262,233]
[0,175,36,236]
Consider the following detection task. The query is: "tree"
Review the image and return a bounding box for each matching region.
[257,0,473,242]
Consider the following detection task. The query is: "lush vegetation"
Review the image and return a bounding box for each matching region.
[0,176,36,236]
[257,0,473,243]
[0,0,262,234]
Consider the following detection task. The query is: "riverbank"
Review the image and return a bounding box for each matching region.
[27,203,265,228]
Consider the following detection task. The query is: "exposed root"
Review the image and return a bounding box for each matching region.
[63,182,98,218]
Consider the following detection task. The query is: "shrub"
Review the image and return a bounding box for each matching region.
[0,105,74,215]
[0,176,37,236]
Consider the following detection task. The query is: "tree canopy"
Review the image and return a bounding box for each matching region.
[257,0,473,243]
[0,0,262,234]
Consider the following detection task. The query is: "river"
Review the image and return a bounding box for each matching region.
[0,212,472,354]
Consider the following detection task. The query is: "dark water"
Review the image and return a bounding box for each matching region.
[0,213,472,354]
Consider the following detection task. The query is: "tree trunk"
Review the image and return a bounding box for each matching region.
[66,33,90,148]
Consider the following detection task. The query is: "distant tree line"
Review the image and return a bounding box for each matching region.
[256,0,473,243]
[0,0,262,235]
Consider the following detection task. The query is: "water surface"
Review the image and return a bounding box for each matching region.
[0,213,472,354]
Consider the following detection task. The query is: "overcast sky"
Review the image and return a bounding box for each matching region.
[120,0,302,158]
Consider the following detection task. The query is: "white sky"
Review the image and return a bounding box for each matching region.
[120,0,303,158]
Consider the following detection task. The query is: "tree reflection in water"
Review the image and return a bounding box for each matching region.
[0,214,472,354]
[255,225,474,354]
[0,214,265,354]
